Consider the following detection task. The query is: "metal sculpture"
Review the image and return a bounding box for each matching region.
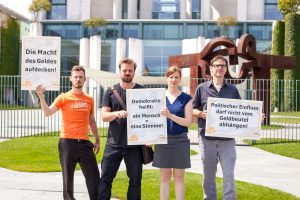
[169,34,296,124]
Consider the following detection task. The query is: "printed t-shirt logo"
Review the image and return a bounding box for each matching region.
[71,101,88,109]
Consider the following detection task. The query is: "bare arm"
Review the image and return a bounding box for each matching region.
[101,106,127,122]
[193,109,207,119]
[89,114,100,154]
[35,85,58,117]
[161,100,193,127]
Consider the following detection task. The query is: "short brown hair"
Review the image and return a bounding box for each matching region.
[210,55,228,67]
[71,65,85,76]
[118,58,137,70]
[165,66,182,78]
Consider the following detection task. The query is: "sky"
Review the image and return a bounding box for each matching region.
[0,0,32,19]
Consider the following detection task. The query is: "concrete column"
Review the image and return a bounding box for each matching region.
[140,0,152,19]
[197,36,207,52]
[89,35,101,97]
[29,22,43,36]
[237,0,247,20]
[116,38,127,74]
[186,0,192,19]
[113,0,122,20]
[181,38,199,93]
[128,38,143,76]
[128,0,137,19]
[247,0,264,20]
[80,38,90,93]
[80,0,91,20]
[201,0,211,20]
[80,38,90,67]
[180,0,187,19]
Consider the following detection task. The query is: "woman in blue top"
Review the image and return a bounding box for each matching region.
[153,66,193,200]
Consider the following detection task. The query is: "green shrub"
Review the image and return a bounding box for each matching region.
[271,20,285,112]
[284,13,300,111]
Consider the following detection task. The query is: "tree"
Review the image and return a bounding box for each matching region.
[278,0,300,16]
[0,17,20,75]
[83,17,108,36]
[217,16,237,37]
[29,0,51,22]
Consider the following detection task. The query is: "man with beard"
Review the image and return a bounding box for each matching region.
[99,58,144,200]
[36,66,100,200]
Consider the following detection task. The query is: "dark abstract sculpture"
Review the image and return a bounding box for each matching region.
[169,34,296,124]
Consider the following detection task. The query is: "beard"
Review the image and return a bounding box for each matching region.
[121,75,133,83]
[72,82,83,89]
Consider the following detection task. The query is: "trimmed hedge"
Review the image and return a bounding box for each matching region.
[0,17,20,75]
[271,20,285,112]
[284,13,300,111]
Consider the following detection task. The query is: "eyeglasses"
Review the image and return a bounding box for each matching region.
[212,64,227,68]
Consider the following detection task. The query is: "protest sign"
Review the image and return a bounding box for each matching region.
[126,88,167,145]
[21,36,61,90]
[205,97,262,139]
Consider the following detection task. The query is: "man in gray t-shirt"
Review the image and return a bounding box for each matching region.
[193,55,241,200]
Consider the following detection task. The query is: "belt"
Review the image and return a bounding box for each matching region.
[60,138,89,143]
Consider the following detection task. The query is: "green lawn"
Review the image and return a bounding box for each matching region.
[0,135,197,172]
[244,139,300,160]
[0,135,105,172]
[0,136,299,199]
[271,111,300,116]
[112,170,299,200]
[271,112,300,124]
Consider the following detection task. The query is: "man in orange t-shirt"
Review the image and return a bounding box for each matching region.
[36,66,100,200]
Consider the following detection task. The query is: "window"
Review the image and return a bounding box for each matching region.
[247,24,272,40]
[122,0,128,19]
[143,40,181,76]
[123,24,139,39]
[265,0,283,20]
[152,0,180,19]
[186,24,204,38]
[101,40,116,72]
[192,0,201,19]
[143,24,183,39]
[207,24,220,38]
[47,0,66,20]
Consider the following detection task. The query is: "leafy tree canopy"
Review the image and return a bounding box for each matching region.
[278,0,300,16]
[29,0,51,22]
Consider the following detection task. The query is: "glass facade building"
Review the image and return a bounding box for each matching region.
[40,0,282,76]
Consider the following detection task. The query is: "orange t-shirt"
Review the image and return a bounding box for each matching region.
[53,91,94,140]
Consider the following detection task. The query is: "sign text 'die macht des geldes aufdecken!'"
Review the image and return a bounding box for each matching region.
[21,36,61,91]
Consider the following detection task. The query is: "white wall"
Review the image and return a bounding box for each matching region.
[247,0,264,20]
[91,0,113,19]
[237,0,247,20]
[211,0,237,20]
[128,38,143,76]
[116,38,127,74]
[67,0,81,20]
[140,0,152,19]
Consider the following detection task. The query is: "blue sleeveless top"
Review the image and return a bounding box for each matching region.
[166,92,192,135]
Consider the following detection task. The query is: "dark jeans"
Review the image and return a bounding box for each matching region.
[59,138,100,200]
[99,145,143,200]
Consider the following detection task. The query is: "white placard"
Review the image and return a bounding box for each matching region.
[205,97,263,139]
[21,36,61,91]
[126,88,167,145]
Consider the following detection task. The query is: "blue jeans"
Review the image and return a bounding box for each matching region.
[99,145,143,200]
[199,136,237,200]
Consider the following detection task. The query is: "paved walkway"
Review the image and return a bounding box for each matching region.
[0,141,299,200]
